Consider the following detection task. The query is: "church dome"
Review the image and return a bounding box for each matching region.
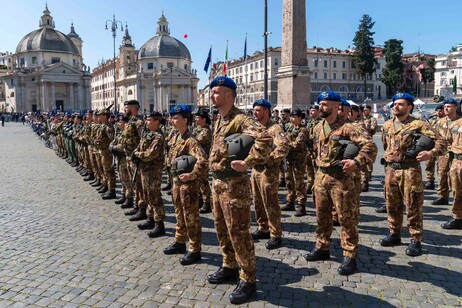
[15,4,80,55]
[138,14,191,60]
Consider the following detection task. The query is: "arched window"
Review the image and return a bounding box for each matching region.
[338,85,348,92]
[356,86,364,92]
[319,85,330,91]
[10,92,14,97]
[128,89,133,95]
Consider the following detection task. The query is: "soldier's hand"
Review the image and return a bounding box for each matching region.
[179,173,191,183]
[230,160,249,172]
[416,150,432,162]
[341,159,358,173]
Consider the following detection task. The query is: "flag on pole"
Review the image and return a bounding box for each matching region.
[224,40,228,75]
[243,34,247,60]
[203,47,212,73]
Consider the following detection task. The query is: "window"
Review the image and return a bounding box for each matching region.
[250,63,253,70]
[342,73,347,80]
[342,61,346,68]
[333,61,337,68]
[323,72,328,79]
[274,58,279,66]
[250,74,253,82]
[20,58,25,65]
[128,89,133,95]
[441,72,446,77]
[240,67,242,73]
[255,62,259,69]
[324,60,328,68]
[314,72,318,79]
[51,57,60,64]
[314,59,318,67]
[333,73,337,80]
[32,57,37,64]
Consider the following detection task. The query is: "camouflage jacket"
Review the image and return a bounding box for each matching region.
[192,125,213,155]
[306,118,322,152]
[313,116,378,168]
[444,117,462,154]
[435,116,461,152]
[94,122,115,150]
[169,129,209,182]
[209,105,271,172]
[286,124,308,160]
[359,115,378,135]
[133,129,164,166]
[122,116,144,156]
[90,123,100,147]
[382,115,446,163]
[110,129,125,154]
[263,120,289,167]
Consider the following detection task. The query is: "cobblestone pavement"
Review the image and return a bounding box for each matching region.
[0,123,461,308]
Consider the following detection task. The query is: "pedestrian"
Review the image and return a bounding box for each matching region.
[380,93,445,257]
[207,76,271,305]
[305,91,377,275]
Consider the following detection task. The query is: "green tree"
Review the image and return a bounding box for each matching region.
[352,14,377,101]
[420,58,436,97]
[380,39,404,98]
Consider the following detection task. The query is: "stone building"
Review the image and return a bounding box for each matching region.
[1,5,91,113]
[91,14,199,113]
[435,44,462,98]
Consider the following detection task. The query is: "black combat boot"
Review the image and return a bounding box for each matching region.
[148,221,165,238]
[102,190,116,200]
[332,220,341,227]
[124,206,139,216]
[306,186,312,195]
[90,180,101,187]
[375,205,387,213]
[229,280,257,305]
[361,181,369,192]
[199,200,212,214]
[425,181,435,190]
[281,201,295,211]
[265,237,282,250]
[405,240,422,257]
[198,198,203,210]
[337,257,358,275]
[441,218,462,229]
[251,229,270,240]
[207,267,239,284]
[161,183,172,191]
[138,218,155,230]
[180,252,201,266]
[304,248,330,261]
[279,178,286,188]
[432,197,449,205]
[121,197,134,209]
[379,233,401,247]
[163,242,187,255]
[84,173,94,181]
[294,204,306,217]
[80,170,88,177]
[76,166,83,172]
[114,196,126,205]
[98,186,108,194]
[129,207,147,221]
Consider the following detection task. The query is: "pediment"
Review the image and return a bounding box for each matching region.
[42,62,82,75]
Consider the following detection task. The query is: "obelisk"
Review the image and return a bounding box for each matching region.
[277,0,311,110]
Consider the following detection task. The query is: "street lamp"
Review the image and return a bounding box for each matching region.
[105,15,124,113]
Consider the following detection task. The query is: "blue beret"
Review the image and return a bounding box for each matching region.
[317,91,342,103]
[210,76,237,90]
[443,98,458,105]
[340,99,351,108]
[169,105,192,116]
[253,98,272,109]
[392,92,415,104]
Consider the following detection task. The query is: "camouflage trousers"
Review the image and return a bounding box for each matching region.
[90,147,103,182]
[251,165,283,238]
[117,156,133,198]
[436,153,450,199]
[285,159,307,204]
[198,173,211,203]
[332,172,360,223]
[449,160,462,219]
[314,171,359,258]
[306,153,316,189]
[384,166,424,241]
[212,175,256,283]
[82,145,93,174]
[360,162,373,184]
[140,164,165,222]
[99,149,116,190]
[425,156,436,183]
[127,159,144,209]
[173,178,201,252]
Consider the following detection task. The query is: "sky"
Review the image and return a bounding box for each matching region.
[1,0,461,90]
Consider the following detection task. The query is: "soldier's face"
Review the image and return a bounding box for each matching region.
[349,110,359,121]
[146,117,159,131]
[444,104,457,117]
[363,108,371,116]
[211,86,232,109]
[253,106,267,122]
[118,121,125,130]
[318,100,338,118]
[282,112,290,121]
[86,114,93,121]
[290,115,301,125]
[392,99,412,117]
[195,115,205,126]
[310,109,319,118]
[172,114,188,130]
[338,105,350,118]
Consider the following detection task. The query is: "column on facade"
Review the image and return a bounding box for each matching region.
[159,84,163,112]
[41,82,47,111]
[36,83,40,111]
[181,85,185,104]
[69,83,75,111]
[50,82,56,111]
[187,85,191,104]
[76,82,81,110]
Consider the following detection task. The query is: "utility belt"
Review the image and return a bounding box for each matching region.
[211,168,245,180]
[253,164,265,172]
[451,153,462,160]
[318,165,343,174]
[382,160,420,170]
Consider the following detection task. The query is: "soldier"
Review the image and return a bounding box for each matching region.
[93,108,117,199]
[250,99,289,250]
[380,93,445,257]
[163,105,208,265]
[305,91,377,276]
[432,100,459,205]
[207,76,271,305]
[82,110,96,182]
[192,109,213,213]
[163,117,177,194]
[281,108,308,216]
[442,101,462,229]
[424,104,444,190]
[306,104,322,194]
[109,116,134,207]
[132,112,166,238]
[358,105,378,192]
[271,109,283,125]
[121,100,145,217]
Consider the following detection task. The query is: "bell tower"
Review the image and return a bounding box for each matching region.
[119,24,136,77]
[156,13,170,36]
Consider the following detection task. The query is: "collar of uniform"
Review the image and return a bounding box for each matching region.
[221,105,242,123]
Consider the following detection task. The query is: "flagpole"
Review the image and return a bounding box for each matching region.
[244,33,248,113]
[209,45,212,116]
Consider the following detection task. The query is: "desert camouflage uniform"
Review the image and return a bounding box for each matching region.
[382,116,445,241]
[94,122,116,190]
[312,117,377,258]
[110,129,133,199]
[169,130,208,252]
[306,118,322,190]
[285,124,308,205]
[425,117,439,184]
[359,115,378,184]
[210,106,271,283]
[122,116,144,205]
[445,118,462,219]
[252,121,289,238]
[192,125,212,205]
